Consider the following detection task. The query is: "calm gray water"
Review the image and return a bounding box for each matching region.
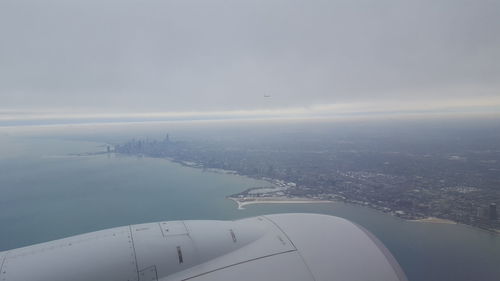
[0,137,499,281]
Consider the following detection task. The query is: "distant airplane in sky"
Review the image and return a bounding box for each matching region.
[0,213,407,281]
[264,94,271,98]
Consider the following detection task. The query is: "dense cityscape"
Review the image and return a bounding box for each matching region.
[114,128,500,233]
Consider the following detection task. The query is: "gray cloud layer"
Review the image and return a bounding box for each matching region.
[1,0,499,114]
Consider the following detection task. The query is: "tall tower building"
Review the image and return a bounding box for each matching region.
[490,203,498,221]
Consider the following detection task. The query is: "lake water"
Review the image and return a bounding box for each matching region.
[0,136,499,281]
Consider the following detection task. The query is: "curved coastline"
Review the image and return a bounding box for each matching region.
[227,197,464,227]
[227,197,332,210]
[118,154,499,232]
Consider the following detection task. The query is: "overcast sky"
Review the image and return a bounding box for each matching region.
[1,0,499,121]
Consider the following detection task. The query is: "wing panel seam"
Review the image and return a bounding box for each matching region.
[158,222,166,237]
[128,225,141,281]
[0,251,9,276]
[180,249,297,281]
[262,216,317,281]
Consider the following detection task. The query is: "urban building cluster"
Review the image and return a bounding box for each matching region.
[114,134,500,232]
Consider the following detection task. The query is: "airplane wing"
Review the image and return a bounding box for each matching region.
[0,213,407,281]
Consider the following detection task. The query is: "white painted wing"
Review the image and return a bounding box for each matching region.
[0,213,407,281]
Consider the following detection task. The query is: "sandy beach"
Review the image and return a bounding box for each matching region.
[228,197,332,210]
[412,217,457,224]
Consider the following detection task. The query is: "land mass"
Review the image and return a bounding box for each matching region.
[113,128,500,233]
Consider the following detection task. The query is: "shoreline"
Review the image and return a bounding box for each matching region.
[411,217,457,225]
[227,197,461,226]
[227,197,333,210]
[113,152,499,233]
